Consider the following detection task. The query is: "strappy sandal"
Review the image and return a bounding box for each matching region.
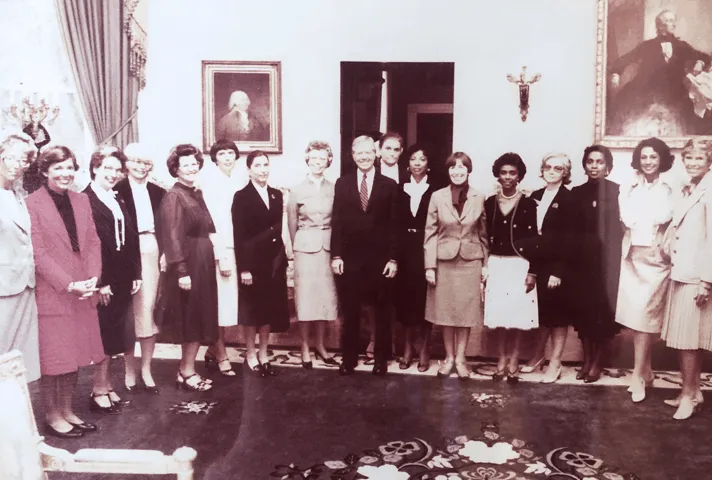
[205,351,236,377]
[176,372,212,392]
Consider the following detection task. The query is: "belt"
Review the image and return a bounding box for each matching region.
[300,226,331,230]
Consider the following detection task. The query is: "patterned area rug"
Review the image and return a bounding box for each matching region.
[149,343,712,390]
[269,422,640,479]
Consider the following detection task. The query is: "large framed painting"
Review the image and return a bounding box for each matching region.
[595,0,712,148]
[202,60,282,153]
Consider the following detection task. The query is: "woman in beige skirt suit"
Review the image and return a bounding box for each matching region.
[287,141,339,369]
[615,137,674,403]
[424,152,488,380]
[660,137,712,420]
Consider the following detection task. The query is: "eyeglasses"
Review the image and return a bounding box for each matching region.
[543,165,565,172]
[1,156,30,167]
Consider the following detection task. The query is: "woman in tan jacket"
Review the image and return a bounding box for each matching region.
[424,152,488,380]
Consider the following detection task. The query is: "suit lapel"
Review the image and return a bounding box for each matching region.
[246,181,269,213]
[367,175,384,212]
[673,186,705,226]
[541,187,566,231]
[4,193,31,234]
[267,186,281,216]
[459,189,478,222]
[443,186,459,220]
[116,180,137,222]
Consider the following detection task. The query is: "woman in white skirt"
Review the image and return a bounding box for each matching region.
[616,137,674,403]
[115,143,165,393]
[660,137,712,420]
[424,152,488,380]
[200,140,247,376]
[287,141,339,369]
[484,153,539,383]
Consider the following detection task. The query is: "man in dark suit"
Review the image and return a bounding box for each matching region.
[331,135,399,375]
[607,9,710,135]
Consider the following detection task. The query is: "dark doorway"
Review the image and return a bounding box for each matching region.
[340,62,454,181]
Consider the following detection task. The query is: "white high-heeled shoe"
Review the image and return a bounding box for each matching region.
[630,376,654,403]
[540,365,562,384]
[673,396,701,420]
[520,357,546,374]
[664,391,704,408]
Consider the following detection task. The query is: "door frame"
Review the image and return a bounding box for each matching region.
[406,103,454,144]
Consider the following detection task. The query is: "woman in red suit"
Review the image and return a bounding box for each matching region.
[26,145,105,439]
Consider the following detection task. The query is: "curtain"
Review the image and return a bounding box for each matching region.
[55,0,138,148]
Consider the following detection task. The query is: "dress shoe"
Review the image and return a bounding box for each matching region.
[69,421,98,432]
[398,358,413,370]
[437,360,455,378]
[45,423,84,439]
[301,361,313,370]
[124,382,136,393]
[665,391,704,408]
[108,390,132,407]
[314,351,339,366]
[372,363,388,376]
[455,362,471,381]
[520,357,546,374]
[630,376,654,403]
[243,360,266,377]
[140,378,160,395]
[492,366,508,382]
[576,365,591,381]
[261,361,277,377]
[673,396,701,420]
[417,361,430,373]
[540,365,563,384]
[506,368,520,384]
[205,351,237,376]
[339,364,355,376]
[89,393,121,415]
[583,371,602,384]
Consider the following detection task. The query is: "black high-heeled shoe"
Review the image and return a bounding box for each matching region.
[243,360,266,377]
[261,361,277,377]
[175,372,212,391]
[314,351,339,366]
[302,361,313,370]
[108,390,132,407]
[69,421,98,432]
[139,376,160,394]
[205,351,237,376]
[89,393,121,415]
[45,423,84,438]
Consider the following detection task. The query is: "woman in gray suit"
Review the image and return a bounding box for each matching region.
[424,152,488,380]
[0,130,40,382]
[661,138,712,420]
[287,141,339,368]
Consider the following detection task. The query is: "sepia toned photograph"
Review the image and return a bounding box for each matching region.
[595,0,712,147]
[202,60,282,153]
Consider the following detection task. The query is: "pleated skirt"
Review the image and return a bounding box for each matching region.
[484,255,538,330]
[615,246,670,334]
[132,233,160,338]
[661,280,712,351]
[0,288,40,382]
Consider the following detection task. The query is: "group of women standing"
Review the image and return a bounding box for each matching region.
[2,128,712,436]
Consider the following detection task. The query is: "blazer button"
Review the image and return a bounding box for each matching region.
[519,247,523,252]
[503,220,507,224]
[272,238,277,243]
[514,224,517,228]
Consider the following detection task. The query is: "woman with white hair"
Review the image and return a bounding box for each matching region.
[287,140,339,368]
[0,130,40,382]
[660,138,712,420]
[114,142,165,393]
[521,153,575,383]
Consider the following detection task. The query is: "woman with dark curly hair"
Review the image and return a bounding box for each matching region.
[569,145,623,383]
[157,144,218,392]
[483,153,539,383]
[616,137,674,402]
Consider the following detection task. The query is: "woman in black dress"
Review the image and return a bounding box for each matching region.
[157,144,218,392]
[84,146,141,413]
[396,144,436,372]
[569,145,623,383]
[521,153,575,383]
[232,150,290,377]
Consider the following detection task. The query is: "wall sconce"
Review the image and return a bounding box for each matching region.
[506,66,541,122]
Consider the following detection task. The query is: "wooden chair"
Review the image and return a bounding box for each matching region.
[0,350,197,479]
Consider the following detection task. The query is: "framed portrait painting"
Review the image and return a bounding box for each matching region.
[202,60,282,153]
[594,0,712,148]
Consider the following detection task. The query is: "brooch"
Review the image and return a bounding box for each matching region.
[270,194,276,200]
[551,203,559,209]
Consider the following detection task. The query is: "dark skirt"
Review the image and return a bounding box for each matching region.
[238,263,290,332]
[536,270,572,328]
[97,281,136,356]
[396,236,428,327]
[570,265,620,341]
[156,237,219,344]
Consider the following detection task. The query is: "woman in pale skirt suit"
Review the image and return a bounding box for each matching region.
[0,131,40,382]
[115,143,165,393]
[200,140,247,376]
[287,141,339,369]
[660,138,712,420]
[483,153,539,384]
[616,137,674,403]
[424,152,488,380]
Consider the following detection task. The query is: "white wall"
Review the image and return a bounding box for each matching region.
[141,0,646,193]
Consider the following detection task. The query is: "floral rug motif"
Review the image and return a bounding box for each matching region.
[470,393,509,409]
[169,400,218,415]
[270,422,640,480]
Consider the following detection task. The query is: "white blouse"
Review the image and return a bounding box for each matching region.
[536,185,559,235]
[128,177,155,233]
[619,175,673,247]
[403,175,429,217]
